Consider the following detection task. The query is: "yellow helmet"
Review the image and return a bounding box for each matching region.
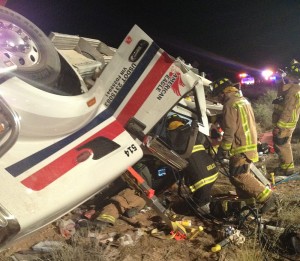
[166,114,187,130]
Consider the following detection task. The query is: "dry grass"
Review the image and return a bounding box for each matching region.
[236,240,265,261]
[276,192,300,225]
[48,235,120,261]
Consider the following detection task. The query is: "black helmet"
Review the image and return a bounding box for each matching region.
[289,59,300,77]
[210,78,233,97]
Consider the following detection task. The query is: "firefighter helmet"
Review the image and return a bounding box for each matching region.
[210,78,234,97]
[166,114,188,130]
[289,59,300,77]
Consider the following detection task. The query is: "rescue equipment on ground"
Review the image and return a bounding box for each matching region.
[150,219,204,241]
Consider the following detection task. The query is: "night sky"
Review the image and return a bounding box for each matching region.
[5,0,300,80]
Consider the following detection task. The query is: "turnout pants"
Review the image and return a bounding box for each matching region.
[97,188,146,224]
[273,128,294,172]
[229,154,271,203]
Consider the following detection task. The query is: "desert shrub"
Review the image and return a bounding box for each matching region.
[252,90,277,132]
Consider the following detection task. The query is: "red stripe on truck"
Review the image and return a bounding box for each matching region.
[21,121,124,191]
[116,52,173,125]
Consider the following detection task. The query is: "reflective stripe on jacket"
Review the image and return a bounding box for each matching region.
[188,144,218,193]
[221,92,258,162]
[273,83,300,129]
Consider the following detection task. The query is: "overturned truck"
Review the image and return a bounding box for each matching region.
[0,6,218,250]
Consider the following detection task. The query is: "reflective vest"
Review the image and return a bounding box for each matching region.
[273,83,300,129]
[188,144,218,193]
[221,92,258,162]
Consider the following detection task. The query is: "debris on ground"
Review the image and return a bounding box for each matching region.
[2,135,300,261]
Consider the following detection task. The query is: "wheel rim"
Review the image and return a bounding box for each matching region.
[0,19,40,68]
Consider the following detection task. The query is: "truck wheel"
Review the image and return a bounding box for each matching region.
[0,6,61,88]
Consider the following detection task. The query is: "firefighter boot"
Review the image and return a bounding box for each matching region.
[259,193,279,214]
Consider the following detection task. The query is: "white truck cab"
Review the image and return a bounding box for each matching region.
[0,6,214,250]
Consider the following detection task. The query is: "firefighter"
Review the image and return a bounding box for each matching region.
[210,78,276,214]
[272,59,300,176]
[93,166,148,229]
[166,114,219,214]
[95,186,146,227]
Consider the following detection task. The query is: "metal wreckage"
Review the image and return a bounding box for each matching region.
[0,5,299,257]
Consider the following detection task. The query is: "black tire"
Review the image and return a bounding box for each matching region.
[0,6,61,88]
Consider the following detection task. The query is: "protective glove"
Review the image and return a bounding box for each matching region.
[216,146,230,161]
[272,126,281,137]
[272,96,284,105]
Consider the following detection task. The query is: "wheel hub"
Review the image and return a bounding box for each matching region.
[0,20,39,68]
